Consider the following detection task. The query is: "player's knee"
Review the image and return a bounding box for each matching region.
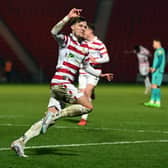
[48,97,62,112]
[80,104,93,114]
[86,104,93,112]
[88,107,93,113]
[48,107,58,113]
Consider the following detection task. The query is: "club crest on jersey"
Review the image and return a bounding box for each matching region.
[158,50,162,54]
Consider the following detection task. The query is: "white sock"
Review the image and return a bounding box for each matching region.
[81,114,88,120]
[155,101,160,105]
[61,105,91,117]
[22,119,43,145]
[144,76,151,88]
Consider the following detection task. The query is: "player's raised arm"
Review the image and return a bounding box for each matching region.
[51,8,82,35]
[140,46,151,57]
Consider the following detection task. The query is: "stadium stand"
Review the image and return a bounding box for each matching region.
[105,0,168,82]
[0,0,168,82]
[0,0,97,82]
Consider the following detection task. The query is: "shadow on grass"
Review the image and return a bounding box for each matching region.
[63,118,80,124]
[30,148,80,156]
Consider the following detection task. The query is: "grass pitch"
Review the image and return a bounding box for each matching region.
[0,84,168,168]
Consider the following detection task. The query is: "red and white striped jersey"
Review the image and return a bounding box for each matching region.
[137,46,150,65]
[51,33,101,86]
[80,36,110,75]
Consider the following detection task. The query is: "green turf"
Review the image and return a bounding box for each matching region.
[0,84,168,168]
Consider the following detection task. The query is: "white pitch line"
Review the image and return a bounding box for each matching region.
[0,115,25,119]
[1,123,168,134]
[0,123,28,127]
[52,126,168,134]
[1,139,168,151]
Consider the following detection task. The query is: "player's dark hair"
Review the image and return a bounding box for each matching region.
[69,16,86,26]
[133,45,140,53]
[87,23,95,32]
[153,38,162,43]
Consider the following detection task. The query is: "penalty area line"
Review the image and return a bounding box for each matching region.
[1,139,168,151]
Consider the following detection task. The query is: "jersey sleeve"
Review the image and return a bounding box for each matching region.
[51,16,70,47]
[95,44,110,63]
[152,49,166,72]
[82,55,102,76]
[52,34,69,47]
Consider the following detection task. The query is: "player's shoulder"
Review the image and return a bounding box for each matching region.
[91,37,104,46]
[157,48,165,55]
[95,38,104,45]
[81,40,89,48]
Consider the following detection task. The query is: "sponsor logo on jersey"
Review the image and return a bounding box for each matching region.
[68,53,75,58]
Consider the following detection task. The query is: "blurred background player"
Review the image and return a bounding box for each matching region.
[4,60,13,83]
[133,45,151,94]
[11,8,113,157]
[77,23,110,126]
[144,39,166,108]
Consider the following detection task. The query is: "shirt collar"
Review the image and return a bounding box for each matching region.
[70,33,85,44]
[70,33,78,42]
[86,36,98,43]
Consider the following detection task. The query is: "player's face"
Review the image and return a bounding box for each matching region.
[83,27,93,40]
[153,40,159,49]
[71,21,87,39]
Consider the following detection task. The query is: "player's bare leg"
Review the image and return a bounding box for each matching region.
[144,76,151,94]
[61,95,93,117]
[78,84,94,126]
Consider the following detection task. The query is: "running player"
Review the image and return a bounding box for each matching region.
[144,39,166,107]
[133,45,151,94]
[78,23,110,126]
[11,8,113,157]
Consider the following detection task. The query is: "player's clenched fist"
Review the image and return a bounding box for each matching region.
[67,8,83,18]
